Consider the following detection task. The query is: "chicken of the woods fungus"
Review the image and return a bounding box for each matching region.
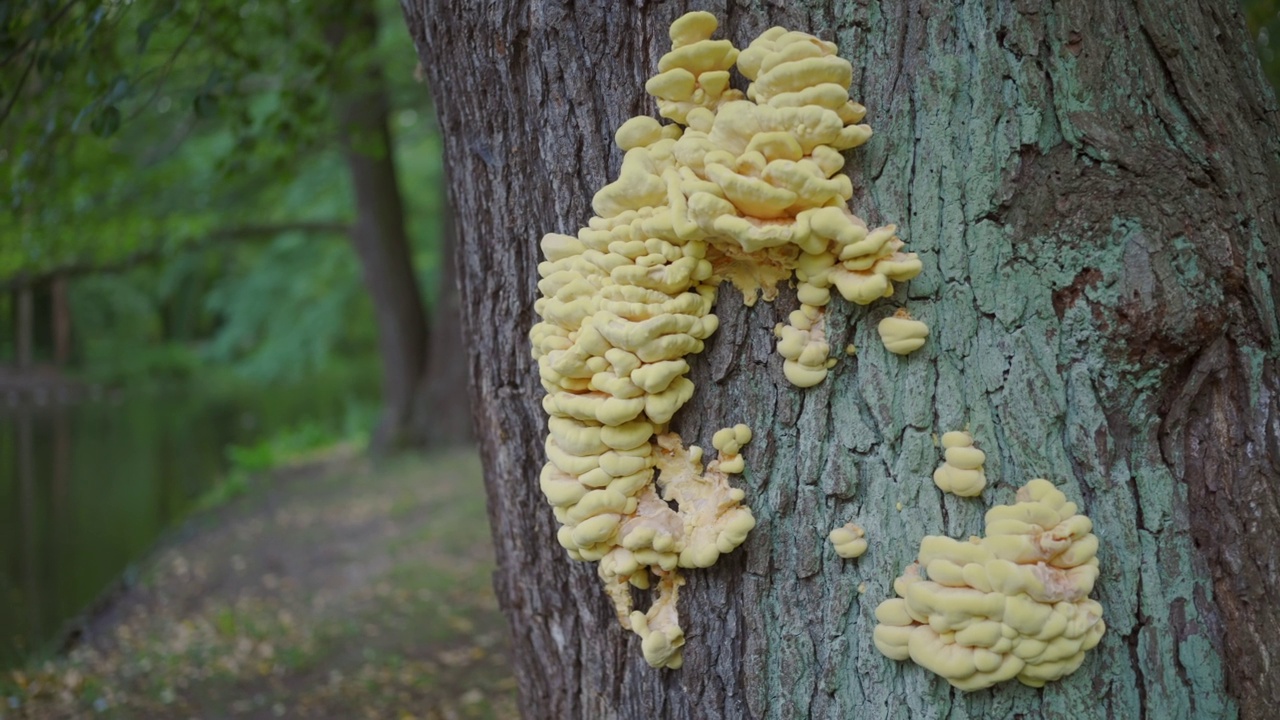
[933,430,987,497]
[873,479,1106,690]
[529,11,921,668]
[829,523,868,559]
[877,308,929,355]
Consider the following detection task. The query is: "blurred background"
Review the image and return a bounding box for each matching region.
[0,1,1277,717]
[2,1,503,717]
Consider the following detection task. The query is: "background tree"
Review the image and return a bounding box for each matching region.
[404,1,1280,718]
[1,0,470,449]
[1245,0,1280,87]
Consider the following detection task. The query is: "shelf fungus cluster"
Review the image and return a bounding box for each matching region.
[829,523,868,559]
[877,308,929,355]
[933,431,987,497]
[530,11,921,668]
[873,479,1106,690]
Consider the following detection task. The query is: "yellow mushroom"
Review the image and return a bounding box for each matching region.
[877,308,929,355]
[531,11,921,669]
[873,479,1106,690]
[829,523,868,559]
[932,430,987,497]
[711,423,752,474]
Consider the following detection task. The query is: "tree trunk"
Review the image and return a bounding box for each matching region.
[51,275,71,368]
[330,2,432,453]
[330,2,473,453]
[15,285,33,369]
[410,192,475,447]
[403,1,1280,718]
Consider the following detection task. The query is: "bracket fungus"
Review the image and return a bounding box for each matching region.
[530,11,919,668]
[829,523,868,559]
[873,479,1105,690]
[933,431,987,497]
[877,308,929,355]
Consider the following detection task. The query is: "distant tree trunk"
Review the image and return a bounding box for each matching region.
[404,1,1280,718]
[410,194,474,446]
[51,276,71,368]
[328,1,472,452]
[329,2,431,452]
[15,286,33,369]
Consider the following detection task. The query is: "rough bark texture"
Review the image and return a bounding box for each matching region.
[403,1,1280,718]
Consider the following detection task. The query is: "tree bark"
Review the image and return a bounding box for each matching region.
[403,1,1280,718]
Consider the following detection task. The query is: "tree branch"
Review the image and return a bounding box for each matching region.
[0,0,80,68]
[0,53,38,128]
[127,8,204,123]
[0,221,350,291]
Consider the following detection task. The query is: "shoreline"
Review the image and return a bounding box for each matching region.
[1,447,516,719]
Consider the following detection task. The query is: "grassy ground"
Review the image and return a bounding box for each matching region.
[2,450,517,720]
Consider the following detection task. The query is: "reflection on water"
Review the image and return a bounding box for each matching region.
[0,384,366,668]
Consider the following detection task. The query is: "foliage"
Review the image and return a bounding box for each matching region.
[225,405,376,476]
[69,273,201,381]
[1245,0,1280,91]
[200,230,368,382]
[2,0,435,271]
[199,403,376,512]
[1,0,444,388]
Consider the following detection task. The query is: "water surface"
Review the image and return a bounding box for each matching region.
[0,383,367,668]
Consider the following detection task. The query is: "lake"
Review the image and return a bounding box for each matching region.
[0,381,372,669]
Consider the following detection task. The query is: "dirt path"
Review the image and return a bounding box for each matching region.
[3,450,517,720]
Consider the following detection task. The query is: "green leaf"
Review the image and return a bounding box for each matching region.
[105,75,131,104]
[86,4,107,31]
[90,105,121,137]
[200,68,225,92]
[194,93,219,118]
[49,48,71,73]
[136,3,177,54]
[137,17,160,53]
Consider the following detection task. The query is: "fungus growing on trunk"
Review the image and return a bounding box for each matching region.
[933,430,987,497]
[529,11,920,668]
[877,307,929,355]
[829,522,868,559]
[873,479,1105,690]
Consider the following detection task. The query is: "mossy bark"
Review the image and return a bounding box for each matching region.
[402,1,1280,717]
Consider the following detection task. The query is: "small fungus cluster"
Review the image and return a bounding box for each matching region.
[933,431,987,497]
[530,11,923,668]
[829,523,868,559]
[873,479,1106,690]
[877,308,929,355]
